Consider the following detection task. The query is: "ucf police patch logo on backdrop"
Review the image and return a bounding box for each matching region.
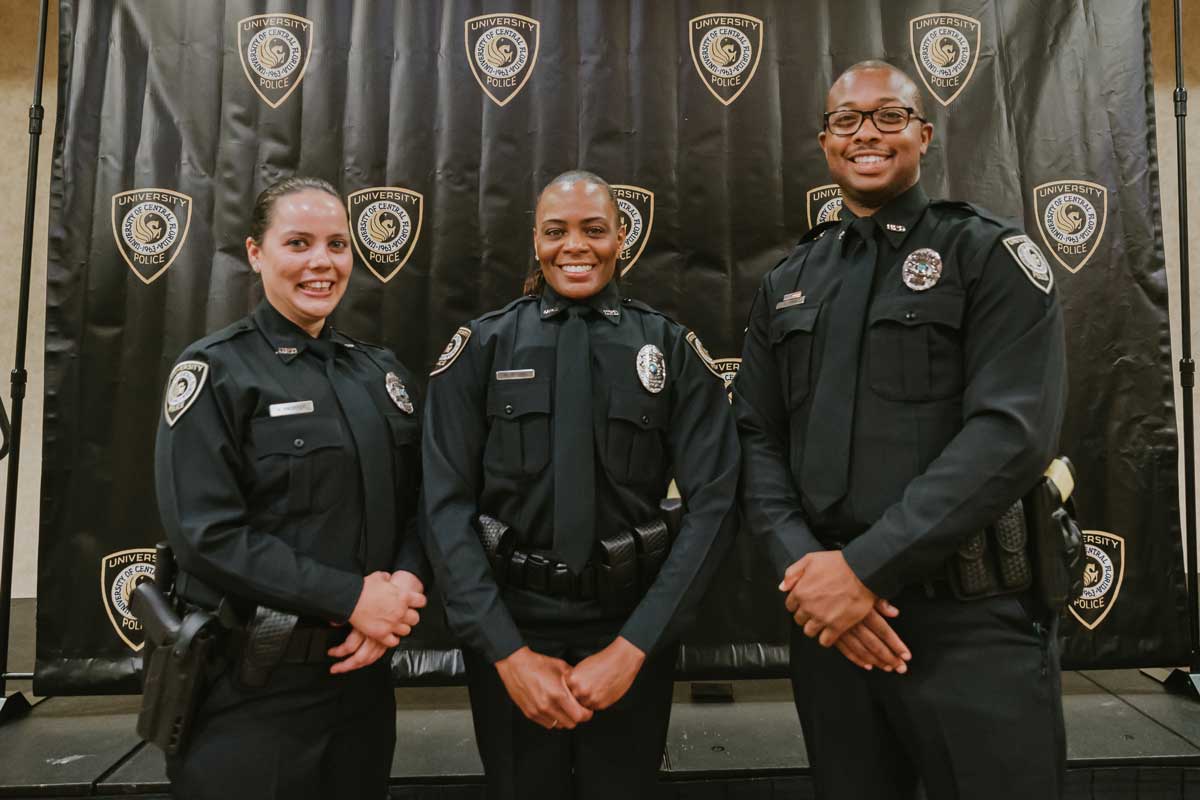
[689,13,763,106]
[1034,179,1108,273]
[611,184,654,275]
[347,187,424,283]
[1069,530,1126,630]
[100,548,156,651]
[465,13,541,106]
[806,184,844,230]
[238,13,314,108]
[909,13,981,106]
[111,189,193,284]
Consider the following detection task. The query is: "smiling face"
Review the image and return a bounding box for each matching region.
[245,189,353,337]
[819,67,933,216]
[533,178,626,301]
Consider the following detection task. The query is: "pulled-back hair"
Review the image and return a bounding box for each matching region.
[523,170,621,295]
[248,176,341,244]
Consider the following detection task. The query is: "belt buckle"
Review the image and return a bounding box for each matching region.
[549,563,573,597]
[525,554,551,593]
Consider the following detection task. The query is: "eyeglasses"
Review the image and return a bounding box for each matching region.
[823,106,926,136]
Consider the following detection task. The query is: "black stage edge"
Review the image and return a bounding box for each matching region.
[0,0,50,724]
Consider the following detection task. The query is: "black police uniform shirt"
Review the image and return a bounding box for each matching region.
[421,281,740,664]
[155,300,426,623]
[733,183,1067,598]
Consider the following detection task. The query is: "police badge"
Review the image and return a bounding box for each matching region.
[901,248,943,291]
[636,344,666,394]
[385,372,414,414]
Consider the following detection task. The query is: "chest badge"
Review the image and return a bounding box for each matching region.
[901,248,943,292]
[636,344,667,394]
[385,372,414,414]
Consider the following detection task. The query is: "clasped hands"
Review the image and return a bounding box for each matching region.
[328,570,427,674]
[494,636,645,731]
[780,551,912,673]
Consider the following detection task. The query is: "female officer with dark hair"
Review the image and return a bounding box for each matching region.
[154,176,427,799]
[421,170,739,798]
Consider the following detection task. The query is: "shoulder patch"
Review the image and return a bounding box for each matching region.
[799,220,840,244]
[685,331,724,381]
[163,360,209,427]
[430,326,472,376]
[1001,234,1054,295]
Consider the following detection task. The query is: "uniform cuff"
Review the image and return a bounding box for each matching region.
[840,536,904,600]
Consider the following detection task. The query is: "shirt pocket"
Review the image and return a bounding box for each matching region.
[485,380,552,477]
[605,386,668,485]
[867,289,965,402]
[250,415,345,516]
[769,304,821,409]
[385,413,420,500]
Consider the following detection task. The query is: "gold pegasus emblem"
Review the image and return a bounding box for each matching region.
[367,209,398,244]
[928,36,958,69]
[484,36,515,68]
[707,35,739,68]
[256,36,287,70]
[1053,203,1084,235]
[130,210,164,245]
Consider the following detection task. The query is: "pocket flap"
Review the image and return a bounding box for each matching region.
[769,304,821,344]
[252,415,342,458]
[870,289,964,328]
[486,380,551,419]
[386,414,420,445]
[608,387,667,431]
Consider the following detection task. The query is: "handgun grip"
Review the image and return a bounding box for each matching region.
[132,580,181,647]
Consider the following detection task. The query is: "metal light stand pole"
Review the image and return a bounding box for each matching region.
[0,0,50,724]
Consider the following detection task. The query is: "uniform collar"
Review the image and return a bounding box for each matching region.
[538,280,622,325]
[842,183,929,251]
[252,299,333,363]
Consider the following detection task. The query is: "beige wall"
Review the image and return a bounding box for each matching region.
[0,3,1197,598]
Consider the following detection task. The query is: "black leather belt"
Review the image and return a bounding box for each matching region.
[498,550,598,601]
[280,624,350,664]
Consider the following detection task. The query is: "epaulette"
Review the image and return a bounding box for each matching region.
[478,294,538,323]
[619,296,671,320]
[196,318,255,350]
[797,219,841,244]
[330,328,386,351]
[930,199,1014,230]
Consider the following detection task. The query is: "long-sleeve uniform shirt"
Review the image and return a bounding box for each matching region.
[733,184,1067,598]
[155,300,426,622]
[422,282,740,663]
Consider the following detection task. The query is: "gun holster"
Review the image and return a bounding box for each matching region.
[1025,457,1085,609]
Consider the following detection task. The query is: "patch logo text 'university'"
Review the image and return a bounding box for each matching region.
[111,189,193,284]
[1068,530,1125,631]
[909,13,981,106]
[347,187,424,283]
[806,184,844,230]
[689,13,763,106]
[238,14,314,109]
[101,548,156,651]
[611,185,655,275]
[465,13,540,106]
[1033,179,1108,274]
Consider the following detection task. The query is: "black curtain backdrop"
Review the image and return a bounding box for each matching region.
[35,0,1189,694]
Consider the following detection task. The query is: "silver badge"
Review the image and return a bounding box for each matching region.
[386,372,414,414]
[164,360,209,427]
[636,344,666,394]
[1002,234,1054,295]
[901,248,943,292]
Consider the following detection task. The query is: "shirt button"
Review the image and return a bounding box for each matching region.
[905,311,918,321]
[641,415,650,425]
[293,438,304,448]
[505,404,514,415]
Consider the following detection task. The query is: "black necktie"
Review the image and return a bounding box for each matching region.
[801,217,878,512]
[553,304,595,573]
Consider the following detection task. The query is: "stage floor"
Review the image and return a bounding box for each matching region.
[3,599,1200,798]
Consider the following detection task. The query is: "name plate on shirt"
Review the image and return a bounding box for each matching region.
[495,369,536,381]
[269,400,315,417]
[775,290,807,310]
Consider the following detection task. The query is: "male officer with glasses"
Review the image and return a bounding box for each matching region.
[732,60,1067,799]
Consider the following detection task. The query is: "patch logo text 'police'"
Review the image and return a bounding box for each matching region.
[1068,530,1126,631]
[238,13,314,109]
[465,13,540,107]
[101,548,156,652]
[1002,235,1054,294]
[689,13,764,106]
[111,189,193,284]
[164,360,209,427]
[611,184,655,275]
[431,327,472,376]
[1033,179,1108,274]
[805,184,844,231]
[347,187,424,283]
[909,13,981,107]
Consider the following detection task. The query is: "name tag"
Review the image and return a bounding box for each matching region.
[776,290,806,310]
[496,369,536,381]
[269,400,314,417]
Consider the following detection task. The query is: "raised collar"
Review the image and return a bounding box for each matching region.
[252,299,332,363]
[843,183,930,251]
[538,280,623,325]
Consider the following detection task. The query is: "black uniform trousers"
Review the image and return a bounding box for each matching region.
[790,586,1065,800]
[167,657,396,800]
[463,620,677,800]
